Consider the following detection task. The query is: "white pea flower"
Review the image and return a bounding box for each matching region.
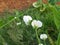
[33,2,40,8]
[16,22,21,25]
[40,34,48,40]
[23,15,32,25]
[31,20,42,28]
[39,43,43,45]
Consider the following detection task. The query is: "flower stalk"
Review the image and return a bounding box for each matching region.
[44,40,46,45]
[35,28,40,45]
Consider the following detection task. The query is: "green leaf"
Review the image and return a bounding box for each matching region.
[49,6,60,30]
[50,6,60,45]
[56,33,60,45]
[0,35,6,45]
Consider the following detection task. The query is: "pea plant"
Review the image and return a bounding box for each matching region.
[0,0,60,45]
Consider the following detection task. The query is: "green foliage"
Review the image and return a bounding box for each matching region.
[0,0,60,45]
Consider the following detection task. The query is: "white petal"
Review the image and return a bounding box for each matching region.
[31,20,42,28]
[37,21,42,27]
[31,20,37,27]
[16,22,21,25]
[23,15,32,25]
[40,34,48,40]
[39,43,43,45]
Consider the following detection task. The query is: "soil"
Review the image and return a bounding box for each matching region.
[0,0,37,12]
[0,0,60,12]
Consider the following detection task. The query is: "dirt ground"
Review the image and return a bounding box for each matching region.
[0,0,60,12]
[0,0,37,12]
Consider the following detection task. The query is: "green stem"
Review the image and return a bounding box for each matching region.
[0,13,24,29]
[0,17,16,29]
[35,28,40,45]
[44,40,46,45]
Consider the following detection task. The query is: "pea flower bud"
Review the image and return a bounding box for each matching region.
[33,2,40,8]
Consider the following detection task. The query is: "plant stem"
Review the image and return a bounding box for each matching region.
[35,28,40,45]
[44,40,46,45]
